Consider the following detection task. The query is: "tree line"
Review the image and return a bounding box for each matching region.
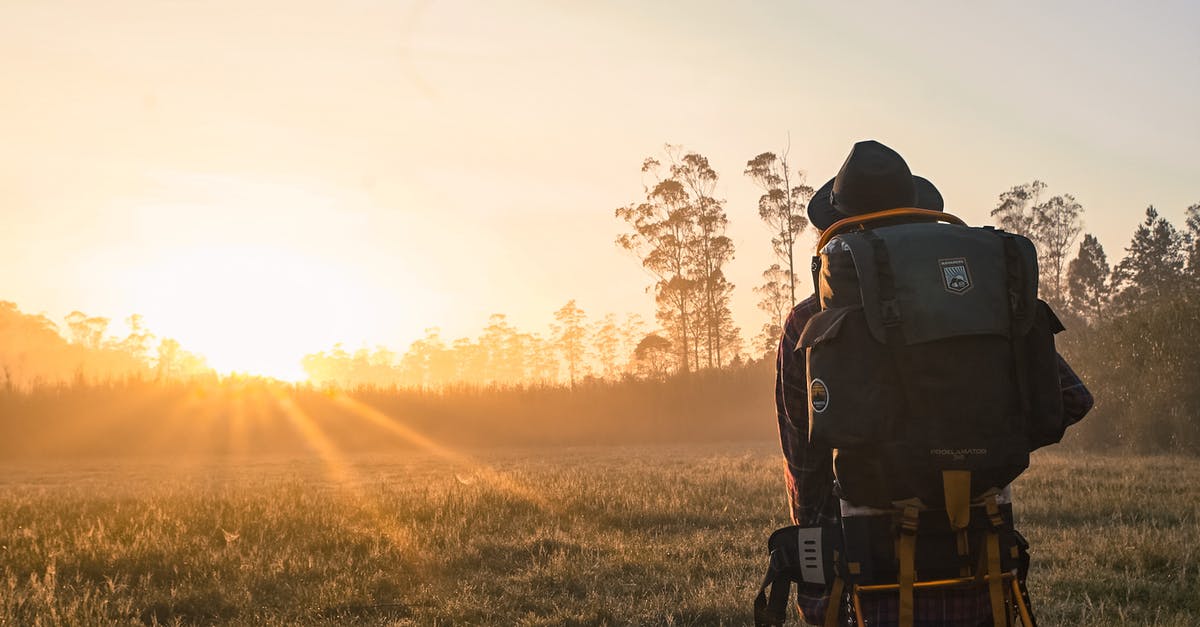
[300,306,658,388]
[0,302,209,389]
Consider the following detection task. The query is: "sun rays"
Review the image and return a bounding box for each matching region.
[327,391,552,511]
[259,385,553,553]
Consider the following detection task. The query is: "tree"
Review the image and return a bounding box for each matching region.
[1066,234,1110,321]
[400,328,453,387]
[632,333,673,380]
[990,182,1083,305]
[1034,194,1084,305]
[753,264,793,355]
[593,314,622,380]
[65,311,110,349]
[1112,206,1187,311]
[990,181,1046,237]
[155,338,208,381]
[674,152,737,369]
[617,146,735,373]
[451,336,486,385]
[116,314,155,363]
[745,149,812,307]
[552,300,588,387]
[524,332,560,384]
[617,157,696,372]
[1186,204,1200,285]
[619,314,646,377]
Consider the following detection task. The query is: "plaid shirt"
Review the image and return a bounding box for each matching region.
[776,294,1094,626]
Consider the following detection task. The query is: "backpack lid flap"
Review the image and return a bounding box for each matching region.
[854,223,1018,344]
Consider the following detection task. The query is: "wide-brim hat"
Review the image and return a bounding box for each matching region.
[807,140,943,231]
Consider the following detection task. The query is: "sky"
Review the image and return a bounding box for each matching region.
[1,0,1197,379]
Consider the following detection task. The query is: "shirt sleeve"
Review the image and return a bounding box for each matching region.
[775,297,839,625]
[775,297,837,528]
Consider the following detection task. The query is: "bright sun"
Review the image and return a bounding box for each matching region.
[125,245,374,381]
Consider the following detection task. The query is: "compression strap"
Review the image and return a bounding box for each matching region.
[897,504,920,627]
[985,495,1007,627]
[824,573,845,627]
[942,470,973,577]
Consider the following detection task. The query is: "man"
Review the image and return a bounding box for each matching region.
[775,140,1094,625]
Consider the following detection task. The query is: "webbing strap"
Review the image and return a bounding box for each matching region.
[811,255,822,302]
[752,564,789,626]
[897,504,919,627]
[1001,235,1031,415]
[824,576,845,627]
[753,546,790,626]
[942,470,972,531]
[956,529,971,578]
[862,231,920,436]
[985,496,1006,627]
[943,470,973,577]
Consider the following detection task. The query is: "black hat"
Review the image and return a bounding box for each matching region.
[807,140,943,231]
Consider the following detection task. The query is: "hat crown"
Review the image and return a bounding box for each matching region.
[831,140,917,216]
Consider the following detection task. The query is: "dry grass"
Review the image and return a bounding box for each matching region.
[1,445,1196,626]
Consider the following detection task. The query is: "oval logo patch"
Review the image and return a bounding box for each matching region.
[810,379,829,413]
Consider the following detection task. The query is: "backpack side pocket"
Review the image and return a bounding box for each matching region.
[800,306,903,448]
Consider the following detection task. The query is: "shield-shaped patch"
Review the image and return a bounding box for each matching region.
[939,258,972,294]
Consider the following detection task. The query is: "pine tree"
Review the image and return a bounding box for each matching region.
[1185,203,1200,286]
[1112,206,1187,311]
[551,300,588,387]
[1066,234,1110,321]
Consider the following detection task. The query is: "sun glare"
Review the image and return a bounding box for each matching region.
[125,244,375,381]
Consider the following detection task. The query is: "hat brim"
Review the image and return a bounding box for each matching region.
[807,175,944,231]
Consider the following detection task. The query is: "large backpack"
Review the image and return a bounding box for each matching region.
[763,208,1065,627]
[801,209,1066,509]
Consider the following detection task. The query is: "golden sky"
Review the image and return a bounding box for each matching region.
[2,1,1197,378]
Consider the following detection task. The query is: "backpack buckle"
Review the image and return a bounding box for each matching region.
[897,504,920,535]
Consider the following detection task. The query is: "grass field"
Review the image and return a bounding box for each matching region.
[1,444,1197,626]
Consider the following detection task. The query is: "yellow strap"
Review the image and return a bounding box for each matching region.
[943,470,973,577]
[824,576,844,627]
[942,470,972,531]
[985,497,1006,627]
[898,505,919,627]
